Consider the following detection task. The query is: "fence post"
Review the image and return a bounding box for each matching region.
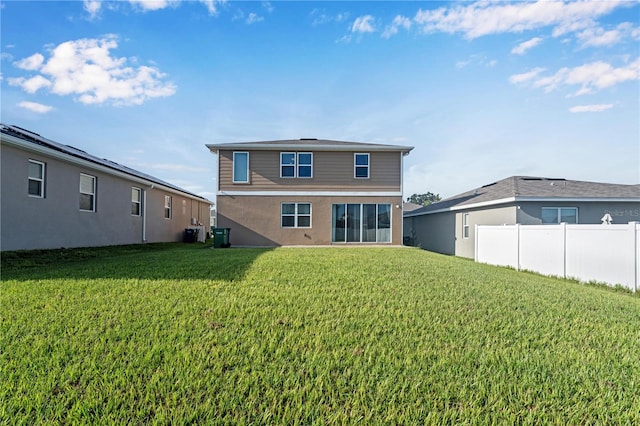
[516,223,520,271]
[632,222,639,293]
[561,222,567,279]
[474,224,479,262]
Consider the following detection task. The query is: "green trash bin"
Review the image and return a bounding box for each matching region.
[212,227,231,248]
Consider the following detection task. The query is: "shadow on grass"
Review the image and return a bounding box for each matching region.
[1,243,272,282]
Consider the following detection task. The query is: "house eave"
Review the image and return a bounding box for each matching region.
[206,142,413,154]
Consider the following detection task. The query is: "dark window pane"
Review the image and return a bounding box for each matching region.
[29,162,43,179]
[355,154,369,165]
[282,204,295,214]
[80,193,93,211]
[298,165,312,177]
[281,153,296,165]
[355,167,369,178]
[282,165,295,177]
[282,216,295,227]
[298,153,312,165]
[297,203,310,214]
[298,216,311,227]
[28,180,42,196]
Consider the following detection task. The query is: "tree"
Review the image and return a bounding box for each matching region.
[406,192,441,206]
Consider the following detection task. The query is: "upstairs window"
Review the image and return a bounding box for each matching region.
[541,207,578,224]
[354,153,370,179]
[79,173,96,212]
[233,152,249,183]
[164,195,172,219]
[28,159,45,197]
[131,187,141,216]
[281,152,313,178]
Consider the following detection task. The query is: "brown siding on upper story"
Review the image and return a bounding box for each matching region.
[219,150,402,192]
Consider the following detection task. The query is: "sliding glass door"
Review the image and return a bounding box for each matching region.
[331,203,391,243]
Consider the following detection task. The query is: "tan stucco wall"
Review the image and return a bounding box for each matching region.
[217,195,404,246]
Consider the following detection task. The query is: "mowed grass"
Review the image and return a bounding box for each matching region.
[2,244,640,424]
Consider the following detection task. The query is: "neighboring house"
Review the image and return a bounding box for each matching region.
[404,176,640,258]
[1,124,212,251]
[206,139,413,246]
[403,202,423,212]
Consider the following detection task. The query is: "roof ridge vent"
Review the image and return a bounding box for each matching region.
[299,138,318,140]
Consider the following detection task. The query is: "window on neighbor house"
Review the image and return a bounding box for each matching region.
[541,207,578,224]
[28,159,45,198]
[79,173,96,212]
[164,195,172,219]
[354,153,370,179]
[463,213,470,239]
[131,187,141,216]
[281,203,311,228]
[281,152,313,178]
[233,152,249,183]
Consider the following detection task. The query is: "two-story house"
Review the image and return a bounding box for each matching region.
[206,139,413,246]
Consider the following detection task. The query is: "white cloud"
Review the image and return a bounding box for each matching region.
[14,53,44,70]
[577,22,640,47]
[8,75,52,93]
[262,1,273,13]
[352,15,375,33]
[511,59,639,96]
[17,101,53,114]
[509,67,546,84]
[413,0,629,39]
[128,0,174,12]
[199,0,222,15]
[511,37,543,55]
[83,0,101,19]
[246,13,264,24]
[9,36,176,106]
[310,9,349,26]
[382,15,411,39]
[569,104,613,113]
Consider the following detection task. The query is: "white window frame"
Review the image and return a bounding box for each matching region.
[131,187,142,216]
[354,153,370,179]
[463,213,469,239]
[164,195,172,219]
[541,207,578,224]
[280,152,296,178]
[331,203,391,243]
[28,159,45,198]
[297,152,313,178]
[281,202,312,228]
[232,152,250,184]
[280,152,313,178]
[79,173,96,212]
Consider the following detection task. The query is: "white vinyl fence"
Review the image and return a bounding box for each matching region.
[475,222,639,292]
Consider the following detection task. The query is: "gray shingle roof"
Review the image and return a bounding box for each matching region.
[1,124,211,203]
[405,176,639,217]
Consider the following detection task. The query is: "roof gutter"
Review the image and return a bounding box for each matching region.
[206,143,414,153]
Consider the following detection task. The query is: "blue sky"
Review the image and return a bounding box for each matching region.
[2,0,639,202]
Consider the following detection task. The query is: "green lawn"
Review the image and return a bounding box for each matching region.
[2,244,639,424]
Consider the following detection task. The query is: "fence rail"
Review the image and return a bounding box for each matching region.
[475,222,639,292]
